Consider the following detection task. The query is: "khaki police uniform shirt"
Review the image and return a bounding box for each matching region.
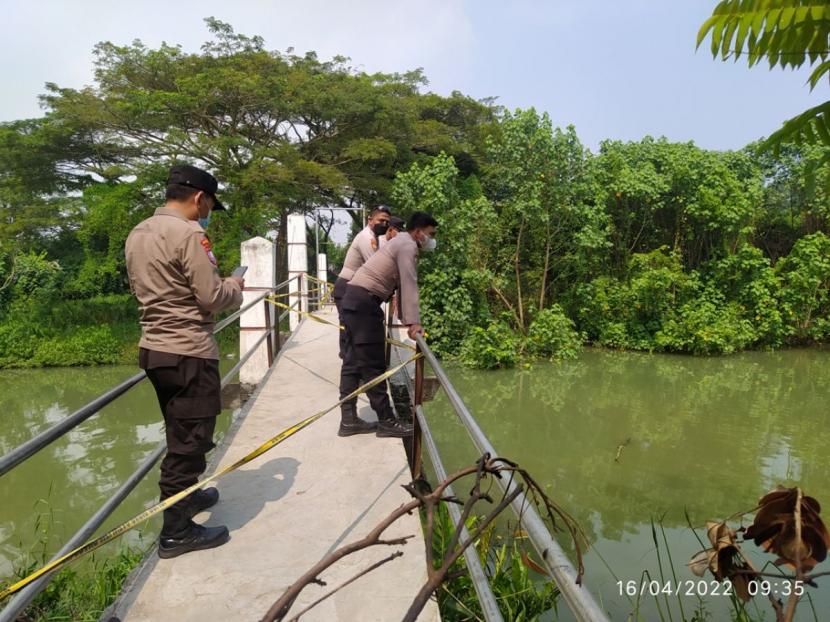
[349,233,421,325]
[125,206,243,360]
[338,225,377,281]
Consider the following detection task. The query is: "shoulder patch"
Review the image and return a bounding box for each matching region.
[200,237,218,266]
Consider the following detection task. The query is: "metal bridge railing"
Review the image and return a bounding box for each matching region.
[0,276,299,621]
[388,324,609,622]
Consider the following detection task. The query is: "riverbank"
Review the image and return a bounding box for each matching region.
[0,294,240,369]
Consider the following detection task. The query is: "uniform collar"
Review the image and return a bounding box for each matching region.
[154,206,192,222]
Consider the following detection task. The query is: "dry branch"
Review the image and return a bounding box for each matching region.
[262,454,587,622]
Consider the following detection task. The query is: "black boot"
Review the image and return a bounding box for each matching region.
[187,487,219,518]
[338,402,378,437]
[376,409,414,438]
[158,522,230,559]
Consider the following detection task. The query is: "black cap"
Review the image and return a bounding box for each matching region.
[167,164,226,211]
[389,216,406,231]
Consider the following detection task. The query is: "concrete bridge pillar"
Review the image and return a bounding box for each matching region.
[239,236,276,386]
[287,214,308,330]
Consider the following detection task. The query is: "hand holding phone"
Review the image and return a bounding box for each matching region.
[231,266,248,278]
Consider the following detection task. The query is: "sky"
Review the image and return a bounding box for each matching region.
[1,0,823,153]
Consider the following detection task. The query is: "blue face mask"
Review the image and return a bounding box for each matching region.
[197,197,212,229]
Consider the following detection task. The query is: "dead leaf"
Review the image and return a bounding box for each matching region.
[520,550,550,577]
[687,521,756,602]
[744,487,830,572]
[688,549,714,577]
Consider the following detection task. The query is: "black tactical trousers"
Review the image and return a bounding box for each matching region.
[332,277,349,358]
[339,285,393,417]
[140,349,222,537]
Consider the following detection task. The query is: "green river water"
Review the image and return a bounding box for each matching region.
[1,348,829,620]
[421,348,830,621]
[0,358,239,584]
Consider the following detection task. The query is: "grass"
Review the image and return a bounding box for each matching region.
[429,505,560,621]
[8,547,147,622]
[1,503,152,622]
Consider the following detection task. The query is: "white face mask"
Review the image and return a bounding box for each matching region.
[421,233,437,252]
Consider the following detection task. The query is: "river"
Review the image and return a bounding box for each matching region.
[0,358,240,582]
[2,348,829,620]
[424,348,830,620]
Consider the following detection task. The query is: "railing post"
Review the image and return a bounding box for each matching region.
[264,298,274,366]
[411,343,424,478]
[240,236,276,387]
[287,213,307,331]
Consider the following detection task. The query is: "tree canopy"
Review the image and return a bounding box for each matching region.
[0,18,828,369]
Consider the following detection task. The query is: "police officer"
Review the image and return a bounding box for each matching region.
[338,211,438,438]
[387,216,406,237]
[125,164,243,558]
[332,206,392,359]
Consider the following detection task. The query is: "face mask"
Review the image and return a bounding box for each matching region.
[421,234,437,252]
[197,197,212,229]
[373,222,389,236]
[198,212,212,230]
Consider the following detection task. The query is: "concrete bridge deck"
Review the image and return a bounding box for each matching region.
[110,308,437,621]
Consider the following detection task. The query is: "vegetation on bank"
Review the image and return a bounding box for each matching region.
[398,131,829,369]
[0,20,827,370]
[9,547,145,622]
[431,506,559,620]
[0,251,140,368]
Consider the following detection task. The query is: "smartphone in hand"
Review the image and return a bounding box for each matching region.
[231,266,248,278]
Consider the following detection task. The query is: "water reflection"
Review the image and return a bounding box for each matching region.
[424,348,830,619]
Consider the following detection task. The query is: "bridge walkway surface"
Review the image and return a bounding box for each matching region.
[108,307,438,622]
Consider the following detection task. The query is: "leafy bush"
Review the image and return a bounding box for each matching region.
[432,505,559,621]
[776,232,830,342]
[0,319,136,368]
[573,249,699,351]
[0,320,45,366]
[31,326,123,367]
[7,251,62,302]
[656,297,755,355]
[525,305,581,359]
[48,294,138,329]
[703,245,786,347]
[419,270,484,358]
[459,321,521,369]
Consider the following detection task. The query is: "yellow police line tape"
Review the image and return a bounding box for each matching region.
[268,288,323,299]
[265,298,419,352]
[267,297,342,329]
[0,352,421,602]
[305,274,334,288]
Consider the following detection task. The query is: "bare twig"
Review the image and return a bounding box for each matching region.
[262,462,491,621]
[286,552,404,622]
[403,481,523,621]
[263,455,587,622]
[784,488,804,622]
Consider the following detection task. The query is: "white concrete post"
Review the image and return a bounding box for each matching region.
[316,253,328,306]
[287,214,308,331]
[239,236,276,386]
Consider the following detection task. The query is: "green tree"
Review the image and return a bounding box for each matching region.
[697,1,830,159]
[14,18,493,278]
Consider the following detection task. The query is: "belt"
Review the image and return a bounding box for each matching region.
[350,285,383,305]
